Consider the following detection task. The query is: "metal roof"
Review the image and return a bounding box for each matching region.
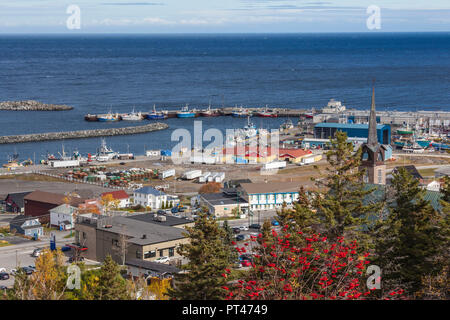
[315,123,388,129]
[134,186,166,196]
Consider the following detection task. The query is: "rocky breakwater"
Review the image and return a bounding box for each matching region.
[0,123,168,144]
[0,100,73,111]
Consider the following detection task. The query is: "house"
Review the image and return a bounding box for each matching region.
[133,187,168,209]
[199,192,249,217]
[4,191,32,213]
[101,190,130,208]
[74,213,193,265]
[50,204,78,230]
[426,180,442,192]
[239,181,301,211]
[278,148,313,163]
[24,190,86,223]
[9,215,43,239]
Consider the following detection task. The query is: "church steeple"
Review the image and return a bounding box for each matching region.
[367,85,378,147]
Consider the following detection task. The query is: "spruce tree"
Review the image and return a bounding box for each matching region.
[96,255,131,300]
[222,220,238,265]
[374,167,448,296]
[168,214,232,300]
[313,131,382,243]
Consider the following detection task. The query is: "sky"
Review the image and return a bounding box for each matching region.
[0,0,449,33]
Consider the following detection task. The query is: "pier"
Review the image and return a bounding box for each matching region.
[0,123,168,144]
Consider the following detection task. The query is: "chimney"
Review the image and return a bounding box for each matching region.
[142,234,147,239]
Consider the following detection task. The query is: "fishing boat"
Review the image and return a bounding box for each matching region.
[231,106,250,117]
[256,106,277,118]
[96,139,118,161]
[177,105,196,118]
[2,152,20,169]
[121,108,143,121]
[402,141,425,153]
[98,110,120,122]
[84,114,98,122]
[200,104,220,117]
[146,105,167,120]
[280,119,294,130]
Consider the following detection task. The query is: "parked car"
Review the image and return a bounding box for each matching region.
[232,227,241,234]
[157,209,166,215]
[9,269,16,276]
[271,220,280,226]
[0,285,7,290]
[239,225,249,231]
[235,234,245,241]
[155,256,170,264]
[32,248,43,257]
[16,267,33,275]
[0,268,6,273]
[0,272,9,280]
[171,207,179,213]
[61,245,71,252]
[249,223,261,230]
[178,207,185,212]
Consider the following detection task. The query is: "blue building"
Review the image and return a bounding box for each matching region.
[314,123,391,145]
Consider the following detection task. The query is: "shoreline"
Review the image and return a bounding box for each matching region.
[0,100,73,111]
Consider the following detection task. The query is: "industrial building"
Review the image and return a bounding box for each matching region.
[314,123,391,145]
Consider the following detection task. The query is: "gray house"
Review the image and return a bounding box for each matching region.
[9,215,43,239]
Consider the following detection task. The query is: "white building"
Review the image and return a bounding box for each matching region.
[322,99,346,114]
[101,190,130,208]
[426,180,442,192]
[239,181,301,211]
[133,186,168,209]
[50,204,78,230]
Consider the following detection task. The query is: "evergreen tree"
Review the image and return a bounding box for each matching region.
[168,214,232,300]
[222,220,238,264]
[95,255,131,300]
[374,167,448,296]
[313,131,382,243]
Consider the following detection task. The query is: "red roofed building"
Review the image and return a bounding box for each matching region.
[278,148,313,163]
[100,190,130,208]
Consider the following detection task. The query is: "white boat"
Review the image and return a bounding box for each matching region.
[121,108,143,121]
[96,139,118,160]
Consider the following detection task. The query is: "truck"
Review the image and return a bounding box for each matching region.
[199,172,211,183]
[118,153,134,160]
[50,160,80,168]
[183,170,202,180]
[262,161,287,170]
[299,155,316,166]
[158,169,175,180]
[214,172,225,183]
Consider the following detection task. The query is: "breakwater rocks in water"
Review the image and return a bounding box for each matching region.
[0,123,169,144]
[0,100,73,111]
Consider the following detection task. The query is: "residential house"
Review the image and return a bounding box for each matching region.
[101,190,130,208]
[126,258,180,280]
[9,215,43,238]
[239,181,301,211]
[133,187,168,209]
[50,204,78,230]
[4,191,32,213]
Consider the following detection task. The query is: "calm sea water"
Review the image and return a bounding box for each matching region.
[0,33,449,161]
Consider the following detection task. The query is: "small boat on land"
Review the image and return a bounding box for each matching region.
[200,104,220,117]
[177,105,196,118]
[121,108,143,121]
[231,106,250,117]
[146,104,167,120]
[280,119,294,130]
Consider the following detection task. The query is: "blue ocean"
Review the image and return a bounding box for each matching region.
[0,33,449,161]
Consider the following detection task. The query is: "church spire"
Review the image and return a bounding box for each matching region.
[367,84,378,147]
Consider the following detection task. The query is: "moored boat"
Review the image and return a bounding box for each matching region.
[121,108,143,121]
[256,106,278,118]
[177,105,196,118]
[231,106,250,117]
[98,111,120,122]
[200,104,220,117]
[146,104,167,120]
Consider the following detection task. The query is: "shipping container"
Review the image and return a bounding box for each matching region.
[50,160,80,168]
[262,161,287,170]
[199,172,211,183]
[159,169,175,180]
[214,172,225,183]
[183,170,202,180]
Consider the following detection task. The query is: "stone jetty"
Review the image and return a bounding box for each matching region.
[0,100,73,111]
[0,123,168,144]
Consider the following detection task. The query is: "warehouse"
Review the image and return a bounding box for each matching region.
[314,123,391,145]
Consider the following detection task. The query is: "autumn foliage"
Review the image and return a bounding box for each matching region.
[223,224,405,300]
[199,182,222,194]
